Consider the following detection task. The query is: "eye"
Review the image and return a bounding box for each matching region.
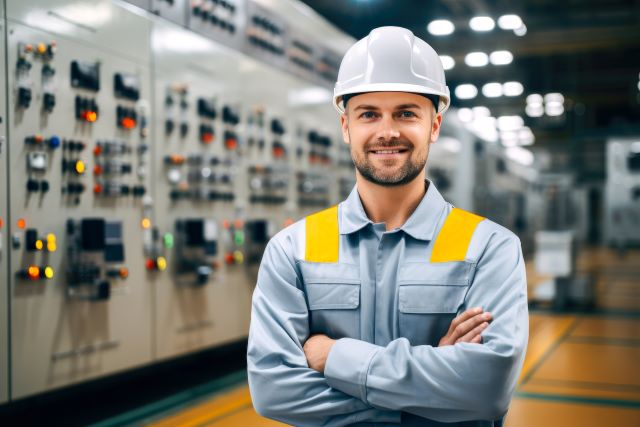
[359,111,378,119]
[398,110,417,118]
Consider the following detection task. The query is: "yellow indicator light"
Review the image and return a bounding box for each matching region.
[35,239,44,251]
[37,43,46,54]
[141,218,151,229]
[46,233,56,243]
[44,266,54,279]
[233,250,244,264]
[156,257,167,271]
[75,160,85,174]
[47,242,57,252]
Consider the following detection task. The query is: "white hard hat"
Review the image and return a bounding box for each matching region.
[333,26,450,115]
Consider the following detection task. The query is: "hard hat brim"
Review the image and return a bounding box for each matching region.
[333,83,450,115]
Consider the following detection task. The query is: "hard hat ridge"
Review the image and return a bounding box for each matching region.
[333,26,450,115]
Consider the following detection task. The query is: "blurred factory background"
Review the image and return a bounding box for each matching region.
[0,0,638,425]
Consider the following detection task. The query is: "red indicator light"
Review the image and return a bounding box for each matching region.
[120,117,136,129]
[225,138,237,150]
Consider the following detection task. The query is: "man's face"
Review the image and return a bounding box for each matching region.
[340,92,442,187]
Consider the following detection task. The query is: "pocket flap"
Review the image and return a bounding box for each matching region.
[399,284,467,314]
[398,261,475,286]
[307,283,360,310]
[298,261,360,285]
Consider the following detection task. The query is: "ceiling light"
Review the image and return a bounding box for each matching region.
[489,50,513,65]
[501,132,519,147]
[455,84,478,99]
[503,81,524,96]
[439,55,455,70]
[497,115,524,131]
[526,104,543,117]
[545,103,564,116]
[526,94,543,105]
[518,127,535,145]
[472,106,491,118]
[482,82,503,98]
[514,24,527,36]
[428,19,455,36]
[469,16,495,32]
[465,52,489,67]
[497,14,523,30]
[457,108,474,122]
[544,93,564,104]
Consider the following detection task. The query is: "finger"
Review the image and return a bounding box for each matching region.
[452,312,492,341]
[456,321,489,344]
[448,307,483,333]
[470,334,483,344]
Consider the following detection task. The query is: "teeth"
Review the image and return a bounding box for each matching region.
[375,150,400,154]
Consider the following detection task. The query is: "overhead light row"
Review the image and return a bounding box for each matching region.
[439,50,513,71]
[427,15,526,36]
[526,93,565,117]
[455,81,524,99]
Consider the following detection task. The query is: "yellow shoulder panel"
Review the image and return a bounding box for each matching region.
[430,208,485,263]
[305,205,339,263]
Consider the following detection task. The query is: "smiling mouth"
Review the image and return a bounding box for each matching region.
[369,148,410,155]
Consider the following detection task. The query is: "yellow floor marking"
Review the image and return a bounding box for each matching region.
[519,314,577,385]
[148,386,253,427]
[505,397,640,427]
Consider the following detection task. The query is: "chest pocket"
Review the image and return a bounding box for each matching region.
[298,261,361,340]
[397,261,475,346]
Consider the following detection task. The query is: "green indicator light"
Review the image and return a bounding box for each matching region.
[234,230,245,246]
[163,232,174,249]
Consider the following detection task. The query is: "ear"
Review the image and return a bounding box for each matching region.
[340,113,350,145]
[430,112,443,144]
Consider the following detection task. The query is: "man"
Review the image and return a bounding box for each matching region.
[247,26,528,426]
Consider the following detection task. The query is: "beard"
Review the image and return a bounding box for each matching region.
[350,138,429,187]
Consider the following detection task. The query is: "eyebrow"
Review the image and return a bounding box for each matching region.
[352,103,423,111]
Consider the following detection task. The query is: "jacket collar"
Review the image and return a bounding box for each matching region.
[339,180,448,241]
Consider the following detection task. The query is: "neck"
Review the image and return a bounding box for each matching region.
[356,172,427,231]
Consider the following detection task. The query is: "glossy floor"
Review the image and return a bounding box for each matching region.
[111,248,640,427]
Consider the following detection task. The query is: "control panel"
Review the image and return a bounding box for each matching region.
[2,0,349,400]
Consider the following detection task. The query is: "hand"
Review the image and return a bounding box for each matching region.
[438,307,492,347]
[303,334,336,373]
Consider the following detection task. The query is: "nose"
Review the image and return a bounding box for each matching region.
[376,114,401,141]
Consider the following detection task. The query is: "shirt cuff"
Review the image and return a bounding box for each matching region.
[324,338,381,403]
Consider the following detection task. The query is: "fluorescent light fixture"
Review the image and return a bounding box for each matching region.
[501,132,519,147]
[514,24,527,36]
[506,146,534,166]
[439,55,455,70]
[489,50,513,65]
[467,116,498,142]
[288,86,332,106]
[526,94,543,105]
[518,127,535,145]
[465,52,489,67]
[469,16,495,32]
[497,115,524,131]
[545,103,564,116]
[498,14,523,30]
[472,106,491,118]
[544,93,565,104]
[526,104,544,117]
[455,84,478,99]
[482,82,503,98]
[503,81,524,96]
[428,19,455,36]
[457,108,474,123]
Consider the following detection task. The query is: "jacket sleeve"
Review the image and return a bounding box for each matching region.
[247,237,402,426]
[323,231,529,422]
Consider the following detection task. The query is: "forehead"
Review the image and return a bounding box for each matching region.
[348,92,431,110]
